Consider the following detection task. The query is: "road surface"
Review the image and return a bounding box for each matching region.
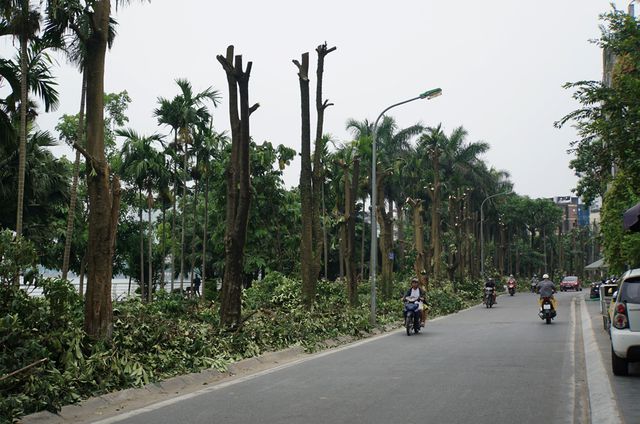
[103,291,586,424]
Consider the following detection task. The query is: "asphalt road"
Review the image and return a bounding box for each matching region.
[106,291,582,424]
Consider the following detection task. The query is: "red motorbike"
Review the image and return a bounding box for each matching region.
[507,279,516,296]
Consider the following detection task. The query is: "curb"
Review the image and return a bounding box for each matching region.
[580,297,623,424]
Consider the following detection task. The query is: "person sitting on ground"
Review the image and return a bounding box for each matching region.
[403,277,426,326]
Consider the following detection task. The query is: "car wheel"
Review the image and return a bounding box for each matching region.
[611,347,629,376]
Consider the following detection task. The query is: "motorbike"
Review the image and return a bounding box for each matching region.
[484,287,495,308]
[508,280,516,296]
[538,297,556,324]
[530,279,538,293]
[403,297,421,336]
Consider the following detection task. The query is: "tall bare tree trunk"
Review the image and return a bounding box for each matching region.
[340,158,359,306]
[63,72,87,281]
[311,43,336,285]
[82,0,121,340]
[217,46,258,327]
[189,179,199,295]
[376,169,394,299]
[429,142,442,281]
[396,202,405,265]
[201,173,209,301]
[322,182,328,279]
[180,141,188,292]
[161,200,166,289]
[171,132,178,291]
[361,201,366,280]
[147,188,153,302]
[139,188,144,300]
[408,198,427,286]
[15,26,28,238]
[294,52,314,303]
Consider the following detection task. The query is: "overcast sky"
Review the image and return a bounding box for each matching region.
[1,0,633,199]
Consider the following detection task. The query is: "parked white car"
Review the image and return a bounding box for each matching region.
[610,268,640,376]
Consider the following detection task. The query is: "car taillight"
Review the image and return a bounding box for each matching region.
[613,303,629,330]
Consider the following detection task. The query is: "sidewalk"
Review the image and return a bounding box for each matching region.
[584,296,640,423]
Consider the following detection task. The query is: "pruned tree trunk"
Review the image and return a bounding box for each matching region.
[62,72,87,281]
[294,51,314,304]
[217,46,258,327]
[82,0,121,340]
[311,43,336,285]
[295,44,336,305]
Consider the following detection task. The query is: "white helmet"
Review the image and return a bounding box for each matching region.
[543,273,549,279]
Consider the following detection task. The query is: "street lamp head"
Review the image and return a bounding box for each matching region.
[419,88,443,100]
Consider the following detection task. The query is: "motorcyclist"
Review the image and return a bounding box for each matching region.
[530,274,539,293]
[403,277,426,326]
[536,273,557,310]
[484,277,497,304]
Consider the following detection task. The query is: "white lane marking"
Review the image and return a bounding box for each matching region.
[92,315,456,424]
[569,297,576,424]
[580,298,622,424]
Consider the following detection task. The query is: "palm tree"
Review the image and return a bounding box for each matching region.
[154,96,181,290]
[193,125,225,299]
[118,128,164,301]
[44,0,150,340]
[155,79,219,292]
[0,0,43,237]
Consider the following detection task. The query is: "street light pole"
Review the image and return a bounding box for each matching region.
[370,88,442,325]
[480,190,512,278]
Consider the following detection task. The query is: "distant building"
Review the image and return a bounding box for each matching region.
[550,196,594,231]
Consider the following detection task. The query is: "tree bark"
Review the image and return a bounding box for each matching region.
[408,198,427,287]
[311,43,336,286]
[15,23,28,238]
[171,131,178,291]
[217,46,258,327]
[201,173,209,301]
[376,169,394,299]
[62,72,87,281]
[82,0,121,340]
[147,187,153,302]
[189,178,199,295]
[139,187,144,300]
[180,141,188,292]
[340,158,359,306]
[429,143,442,281]
[295,52,314,304]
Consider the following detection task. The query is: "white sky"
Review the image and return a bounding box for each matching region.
[1,0,633,198]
